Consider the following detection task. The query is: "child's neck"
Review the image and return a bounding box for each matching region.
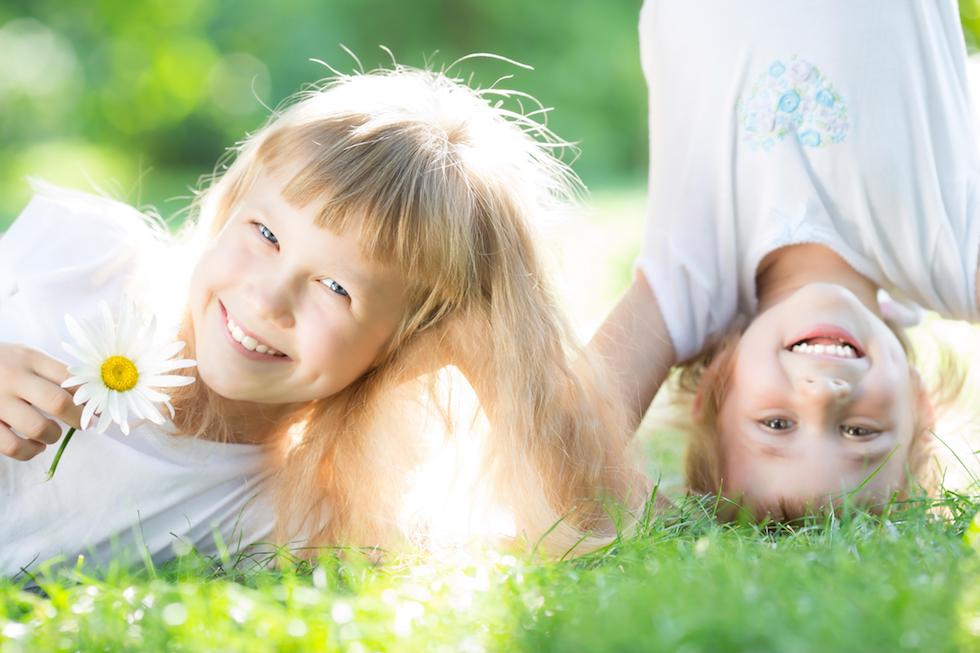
[213,397,306,445]
[755,243,880,313]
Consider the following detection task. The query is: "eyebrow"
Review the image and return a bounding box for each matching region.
[248,202,377,292]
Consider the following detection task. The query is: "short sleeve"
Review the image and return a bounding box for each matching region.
[635,231,738,363]
[636,2,739,361]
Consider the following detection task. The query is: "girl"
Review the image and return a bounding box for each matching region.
[591,0,980,519]
[0,66,646,575]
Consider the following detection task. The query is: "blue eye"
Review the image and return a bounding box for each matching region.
[760,417,795,431]
[322,278,349,298]
[255,222,278,246]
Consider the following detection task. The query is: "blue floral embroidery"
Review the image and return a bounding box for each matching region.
[797,130,821,146]
[778,90,801,113]
[815,89,834,108]
[737,56,850,151]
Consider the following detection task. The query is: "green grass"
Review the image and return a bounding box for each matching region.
[1,495,977,652]
[1,186,979,652]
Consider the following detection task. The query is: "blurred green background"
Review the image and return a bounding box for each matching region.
[0,0,648,226]
[4,0,980,226]
[0,0,977,556]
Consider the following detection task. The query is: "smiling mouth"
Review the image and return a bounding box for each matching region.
[788,338,860,359]
[219,301,289,359]
[786,326,865,359]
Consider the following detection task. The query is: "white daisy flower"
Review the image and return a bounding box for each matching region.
[61,301,196,434]
[46,301,196,479]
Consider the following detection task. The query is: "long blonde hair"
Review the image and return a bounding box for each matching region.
[167,66,647,555]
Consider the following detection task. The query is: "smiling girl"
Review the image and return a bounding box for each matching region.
[591,0,979,518]
[0,66,645,574]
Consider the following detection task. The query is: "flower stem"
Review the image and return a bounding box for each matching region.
[45,427,76,481]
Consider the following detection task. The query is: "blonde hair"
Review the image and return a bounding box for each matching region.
[166,66,647,555]
[676,318,964,509]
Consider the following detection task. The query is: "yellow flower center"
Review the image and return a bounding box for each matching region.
[100,355,139,392]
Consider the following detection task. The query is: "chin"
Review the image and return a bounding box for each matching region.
[791,282,865,307]
[194,357,250,401]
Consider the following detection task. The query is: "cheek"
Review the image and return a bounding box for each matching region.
[293,317,378,391]
[190,240,252,300]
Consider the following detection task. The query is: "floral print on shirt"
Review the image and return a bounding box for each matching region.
[737,57,850,151]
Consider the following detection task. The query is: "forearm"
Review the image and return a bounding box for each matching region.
[586,272,675,432]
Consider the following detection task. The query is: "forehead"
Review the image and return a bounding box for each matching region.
[235,165,405,292]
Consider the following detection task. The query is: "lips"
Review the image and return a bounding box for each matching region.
[786,324,865,358]
[218,300,290,361]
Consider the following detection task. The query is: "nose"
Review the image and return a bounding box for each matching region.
[243,272,296,329]
[797,376,851,403]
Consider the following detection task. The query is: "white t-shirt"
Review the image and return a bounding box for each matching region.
[0,185,274,577]
[637,0,980,360]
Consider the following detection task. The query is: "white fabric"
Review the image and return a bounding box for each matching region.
[637,0,980,360]
[0,185,274,577]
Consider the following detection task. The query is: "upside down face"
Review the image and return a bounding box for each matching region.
[717,283,922,518]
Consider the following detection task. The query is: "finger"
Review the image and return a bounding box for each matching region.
[25,348,75,387]
[0,422,46,461]
[15,372,84,430]
[0,397,63,445]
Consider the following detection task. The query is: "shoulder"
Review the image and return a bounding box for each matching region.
[6,180,168,245]
[0,181,171,280]
[0,183,179,352]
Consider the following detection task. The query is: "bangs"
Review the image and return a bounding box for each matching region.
[254,119,475,295]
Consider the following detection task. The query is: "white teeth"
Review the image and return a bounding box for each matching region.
[790,341,857,358]
[225,314,284,357]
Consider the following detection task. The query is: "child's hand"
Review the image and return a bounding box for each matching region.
[0,343,83,461]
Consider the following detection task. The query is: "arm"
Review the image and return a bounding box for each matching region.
[586,271,675,433]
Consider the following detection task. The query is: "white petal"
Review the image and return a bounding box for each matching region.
[139,359,197,375]
[81,394,100,430]
[122,391,145,421]
[116,393,130,431]
[126,315,159,363]
[73,382,98,405]
[114,306,131,353]
[83,315,113,360]
[139,313,159,343]
[107,391,122,425]
[143,375,196,388]
[66,362,100,378]
[95,409,113,434]
[131,340,159,366]
[140,387,171,403]
[98,302,118,352]
[156,340,187,362]
[62,341,95,366]
[62,375,92,390]
[64,315,104,361]
[132,391,166,424]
